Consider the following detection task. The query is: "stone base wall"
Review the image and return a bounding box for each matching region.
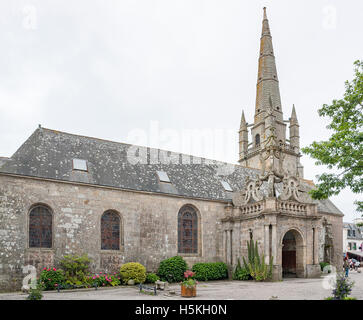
[0,174,224,292]
[306,264,321,278]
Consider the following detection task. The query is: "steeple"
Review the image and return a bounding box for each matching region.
[238,8,304,178]
[255,7,282,123]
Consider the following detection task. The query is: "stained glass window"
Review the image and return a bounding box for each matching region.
[101,211,120,250]
[178,205,198,254]
[29,205,52,248]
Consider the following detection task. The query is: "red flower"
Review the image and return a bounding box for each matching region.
[184,270,195,278]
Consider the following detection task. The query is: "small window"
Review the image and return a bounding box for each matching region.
[221,181,233,192]
[255,134,260,147]
[156,171,170,183]
[73,159,88,171]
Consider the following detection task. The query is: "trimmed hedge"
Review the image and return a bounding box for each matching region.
[192,262,228,281]
[157,256,188,282]
[120,262,146,284]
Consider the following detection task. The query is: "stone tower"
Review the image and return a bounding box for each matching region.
[239,7,303,178]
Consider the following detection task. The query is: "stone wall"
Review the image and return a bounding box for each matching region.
[0,174,225,292]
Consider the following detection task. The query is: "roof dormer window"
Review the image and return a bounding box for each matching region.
[73,159,88,172]
[156,171,170,183]
[221,180,233,192]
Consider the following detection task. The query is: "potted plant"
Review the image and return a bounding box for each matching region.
[180,270,197,297]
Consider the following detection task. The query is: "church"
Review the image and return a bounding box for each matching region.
[0,8,343,292]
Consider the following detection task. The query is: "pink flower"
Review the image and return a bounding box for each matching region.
[102,283,105,286]
[43,267,47,270]
[184,270,195,279]
[93,276,96,280]
[54,284,58,287]
[53,268,56,271]
[47,268,51,271]
[96,275,99,278]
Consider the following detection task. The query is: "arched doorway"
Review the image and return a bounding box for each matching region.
[281,229,305,278]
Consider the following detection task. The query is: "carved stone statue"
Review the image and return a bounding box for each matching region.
[232,179,263,206]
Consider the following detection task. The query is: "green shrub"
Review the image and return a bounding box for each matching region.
[38,267,66,290]
[192,262,228,281]
[87,273,121,287]
[59,254,91,285]
[157,256,188,282]
[120,262,146,284]
[320,262,330,272]
[243,239,273,281]
[145,273,160,284]
[233,267,251,280]
[27,283,43,300]
[233,258,252,281]
[331,273,355,300]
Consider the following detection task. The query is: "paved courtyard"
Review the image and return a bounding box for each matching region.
[1,270,362,300]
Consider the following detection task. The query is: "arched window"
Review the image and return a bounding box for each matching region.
[101,210,120,250]
[255,134,260,147]
[29,205,52,248]
[178,205,198,254]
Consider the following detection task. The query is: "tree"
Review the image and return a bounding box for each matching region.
[302,60,363,213]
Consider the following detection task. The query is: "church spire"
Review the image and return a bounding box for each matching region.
[255,7,282,123]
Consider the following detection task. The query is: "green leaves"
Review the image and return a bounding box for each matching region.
[157,256,187,282]
[243,239,273,281]
[192,262,228,281]
[302,60,363,213]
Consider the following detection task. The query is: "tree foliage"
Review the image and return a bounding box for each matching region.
[302,60,363,213]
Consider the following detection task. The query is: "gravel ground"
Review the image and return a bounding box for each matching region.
[1,270,362,300]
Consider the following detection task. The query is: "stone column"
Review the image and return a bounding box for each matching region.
[271,224,277,264]
[313,227,319,265]
[222,230,226,263]
[226,229,231,265]
[264,225,270,263]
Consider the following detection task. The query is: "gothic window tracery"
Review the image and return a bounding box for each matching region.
[101,210,121,250]
[178,205,198,254]
[29,205,52,248]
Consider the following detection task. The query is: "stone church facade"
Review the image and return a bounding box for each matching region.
[0,8,343,292]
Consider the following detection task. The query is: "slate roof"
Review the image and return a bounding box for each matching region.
[0,127,343,215]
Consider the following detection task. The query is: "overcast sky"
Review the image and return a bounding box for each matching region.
[0,0,362,222]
